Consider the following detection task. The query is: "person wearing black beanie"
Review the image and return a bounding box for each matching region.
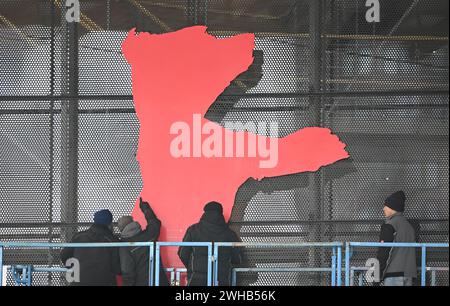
[178,201,243,286]
[376,191,417,286]
[60,209,121,286]
[384,191,406,213]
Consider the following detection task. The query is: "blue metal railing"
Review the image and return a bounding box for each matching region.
[165,267,188,285]
[214,242,343,286]
[349,266,449,286]
[344,242,449,286]
[174,268,187,286]
[427,267,449,286]
[0,242,154,286]
[0,241,448,286]
[154,242,213,286]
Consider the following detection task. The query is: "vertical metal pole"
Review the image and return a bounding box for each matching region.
[337,245,342,286]
[155,244,161,286]
[176,270,181,286]
[308,0,324,285]
[350,268,355,287]
[213,243,219,286]
[170,270,175,285]
[22,267,26,286]
[60,3,80,243]
[198,0,207,25]
[0,246,3,287]
[47,0,56,287]
[231,269,237,286]
[421,246,427,286]
[207,244,212,286]
[148,244,154,286]
[186,0,196,25]
[345,243,351,286]
[186,0,207,26]
[27,265,32,286]
[431,270,436,287]
[331,247,336,286]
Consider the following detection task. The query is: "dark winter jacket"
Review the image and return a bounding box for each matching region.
[178,211,242,286]
[60,224,121,286]
[119,205,170,286]
[377,212,417,280]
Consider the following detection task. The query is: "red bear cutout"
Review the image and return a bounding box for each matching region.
[122,26,349,267]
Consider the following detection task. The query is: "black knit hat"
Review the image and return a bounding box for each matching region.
[93,209,113,225]
[384,191,406,212]
[204,201,223,213]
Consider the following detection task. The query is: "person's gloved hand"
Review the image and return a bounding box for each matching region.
[139,197,156,219]
[139,197,150,211]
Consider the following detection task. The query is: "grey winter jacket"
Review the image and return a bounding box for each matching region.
[377,212,417,280]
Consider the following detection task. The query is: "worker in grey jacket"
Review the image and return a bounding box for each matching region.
[376,191,417,286]
[117,198,170,286]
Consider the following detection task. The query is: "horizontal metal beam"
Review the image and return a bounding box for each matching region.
[237,230,449,238]
[349,242,449,248]
[0,109,136,115]
[0,90,448,102]
[233,267,332,272]
[215,242,343,248]
[0,219,447,228]
[2,102,449,115]
[0,222,100,228]
[0,242,154,248]
[0,234,60,240]
[230,219,449,225]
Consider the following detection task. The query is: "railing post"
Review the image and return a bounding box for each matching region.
[421,245,427,286]
[207,243,213,286]
[350,268,355,287]
[155,243,161,286]
[431,270,436,287]
[213,243,219,286]
[337,245,342,286]
[148,243,154,286]
[26,265,32,286]
[345,242,351,286]
[231,269,237,286]
[358,272,363,287]
[0,245,3,287]
[176,269,182,286]
[170,269,175,285]
[331,247,336,286]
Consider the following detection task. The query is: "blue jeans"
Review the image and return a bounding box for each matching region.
[384,276,413,286]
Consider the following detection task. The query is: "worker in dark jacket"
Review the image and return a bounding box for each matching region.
[60,209,121,286]
[117,198,170,286]
[178,201,242,286]
[376,191,417,286]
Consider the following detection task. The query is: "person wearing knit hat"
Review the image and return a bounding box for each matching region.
[376,191,417,286]
[178,201,243,286]
[384,191,406,214]
[60,209,121,286]
[203,201,223,213]
[117,198,170,286]
[94,209,113,226]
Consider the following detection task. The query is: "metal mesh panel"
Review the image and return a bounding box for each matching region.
[1,0,448,286]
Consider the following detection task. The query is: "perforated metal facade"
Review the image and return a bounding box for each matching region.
[0,0,448,286]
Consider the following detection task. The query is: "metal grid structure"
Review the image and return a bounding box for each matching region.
[0,0,448,286]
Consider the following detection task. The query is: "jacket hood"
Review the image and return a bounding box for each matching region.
[198,211,228,236]
[90,223,113,234]
[121,221,142,239]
